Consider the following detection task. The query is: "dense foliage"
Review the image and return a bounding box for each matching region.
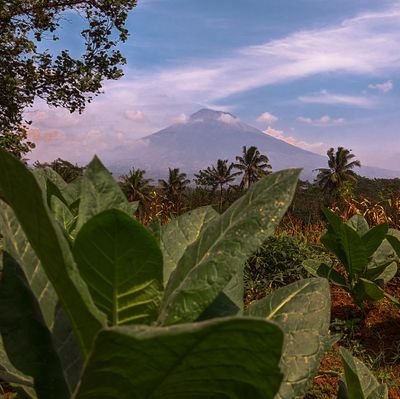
[0,129,35,161]
[0,149,337,398]
[244,234,323,297]
[0,149,397,398]
[0,0,137,134]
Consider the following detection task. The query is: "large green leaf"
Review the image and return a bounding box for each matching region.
[160,206,218,285]
[0,204,57,327]
[76,156,134,230]
[246,278,331,399]
[346,214,369,236]
[74,317,284,399]
[0,149,106,357]
[73,209,163,326]
[353,278,385,303]
[159,169,300,325]
[339,348,388,399]
[339,224,368,274]
[0,336,33,389]
[198,269,244,320]
[321,211,368,275]
[50,196,76,238]
[0,205,83,391]
[161,206,243,318]
[52,305,84,392]
[365,261,396,283]
[33,169,70,201]
[0,252,69,399]
[385,231,400,258]
[361,224,389,259]
[321,210,348,268]
[63,177,83,203]
[302,259,347,287]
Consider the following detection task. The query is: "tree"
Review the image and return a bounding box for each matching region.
[195,159,240,212]
[314,147,361,196]
[0,129,35,161]
[234,146,272,188]
[34,158,84,182]
[0,0,137,136]
[120,167,153,217]
[120,168,153,203]
[158,168,190,214]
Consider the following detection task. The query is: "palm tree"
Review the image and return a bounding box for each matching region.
[194,159,240,211]
[120,168,153,203]
[234,146,272,188]
[314,147,361,195]
[158,168,190,213]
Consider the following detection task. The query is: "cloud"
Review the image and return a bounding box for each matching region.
[218,113,240,124]
[28,3,400,162]
[298,90,375,108]
[297,116,313,124]
[368,80,394,93]
[256,112,278,124]
[124,110,146,122]
[28,127,64,142]
[119,3,400,104]
[297,115,345,126]
[27,108,80,129]
[171,113,190,124]
[264,126,325,153]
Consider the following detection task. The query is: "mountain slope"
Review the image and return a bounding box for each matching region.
[108,109,399,180]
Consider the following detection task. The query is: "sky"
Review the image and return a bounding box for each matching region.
[28,0,400,171]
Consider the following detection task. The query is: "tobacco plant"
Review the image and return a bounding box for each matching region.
[0,149,335,398]
[303,208,400,310]
[338,348,388,399]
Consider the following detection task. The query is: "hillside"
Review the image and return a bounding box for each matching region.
[108,109,399,180]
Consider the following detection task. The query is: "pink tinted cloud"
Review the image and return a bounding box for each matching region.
[264,126,325,153]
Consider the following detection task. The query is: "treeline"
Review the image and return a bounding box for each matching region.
[32,146,400,228]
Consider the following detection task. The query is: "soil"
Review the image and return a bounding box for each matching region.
[308,278,400,398]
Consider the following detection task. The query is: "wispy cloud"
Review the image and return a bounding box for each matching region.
[368,80,394,93]
[264,127,325,153]
[297,114,346,126]
[118,3,400,104]
[28,2,400,162]
[298,90,375,108]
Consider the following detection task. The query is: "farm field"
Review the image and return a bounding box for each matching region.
[1,149,400,398]
[2,1,400,398]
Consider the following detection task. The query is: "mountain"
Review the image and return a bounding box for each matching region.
[108,109,400,180]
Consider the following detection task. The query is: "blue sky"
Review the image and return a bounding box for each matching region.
[29,0,400,171]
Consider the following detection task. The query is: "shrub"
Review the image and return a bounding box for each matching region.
[244,234,328,299]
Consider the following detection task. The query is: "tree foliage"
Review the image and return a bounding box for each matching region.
[158,168,190,214]
[234,145,272,188]
[34,158,84,183]
[0,129,35,160]
[195,159,240,211]
[120,167,153,203]
[0,0,137,134]
[315,147,361,195]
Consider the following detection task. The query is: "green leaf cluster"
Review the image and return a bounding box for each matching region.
[303,209,400,309]
[0,149,333,398]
